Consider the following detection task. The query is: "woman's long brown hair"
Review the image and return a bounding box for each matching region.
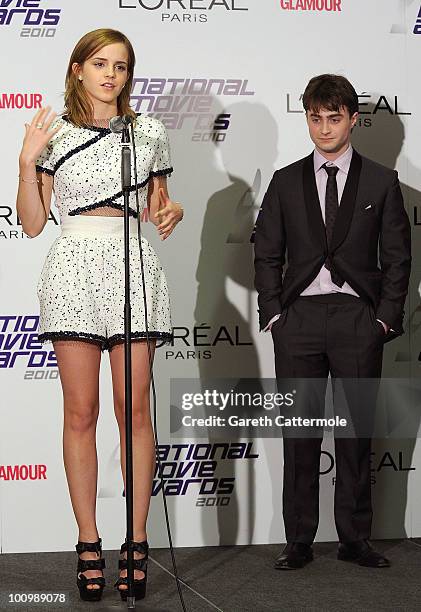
[64,28,136,127]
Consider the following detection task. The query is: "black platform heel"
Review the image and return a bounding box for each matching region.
[75,538,106,602]
[114,539,148,601]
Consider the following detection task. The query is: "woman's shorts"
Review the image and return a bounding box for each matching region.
[37,215,172,351]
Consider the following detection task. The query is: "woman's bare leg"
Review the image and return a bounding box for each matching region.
[53,340,102,589]
[109,340,156,585]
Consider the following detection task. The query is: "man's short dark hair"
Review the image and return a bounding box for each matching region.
[302,74,359,117]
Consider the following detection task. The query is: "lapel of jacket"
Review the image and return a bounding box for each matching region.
[303,153,327,252]
[330,150,362,253]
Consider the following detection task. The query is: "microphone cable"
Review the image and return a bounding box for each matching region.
[129,119,188,612]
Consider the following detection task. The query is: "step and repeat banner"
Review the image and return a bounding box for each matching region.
[1,0,421,553]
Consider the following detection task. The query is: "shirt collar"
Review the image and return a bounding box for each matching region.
[314,144,353,175]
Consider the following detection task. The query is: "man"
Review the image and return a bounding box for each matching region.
[254,74,411,569]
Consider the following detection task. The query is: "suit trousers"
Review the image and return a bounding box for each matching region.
[271,294,384,544]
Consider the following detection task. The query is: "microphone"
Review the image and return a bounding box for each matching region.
[109,114,134,133]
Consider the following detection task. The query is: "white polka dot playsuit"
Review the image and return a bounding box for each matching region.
[35,114,173,351]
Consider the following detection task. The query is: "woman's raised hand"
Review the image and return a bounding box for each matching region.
[20,106,62,165]
[155,188,184,240]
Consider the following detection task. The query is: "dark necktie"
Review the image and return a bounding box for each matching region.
[323,163,344,287]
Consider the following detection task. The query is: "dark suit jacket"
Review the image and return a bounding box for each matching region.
[253,150,411,342]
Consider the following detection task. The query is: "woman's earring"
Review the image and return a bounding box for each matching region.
[78,76,83,81]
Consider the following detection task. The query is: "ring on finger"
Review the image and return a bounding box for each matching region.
[35,122,44,129]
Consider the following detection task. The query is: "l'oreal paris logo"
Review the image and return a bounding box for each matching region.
[119,0,248,23]
[119,0,247,9]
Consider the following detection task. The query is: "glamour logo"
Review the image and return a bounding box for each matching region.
[131,77,254,141]
[119,0,248,24]
[0,92,42,109]
[0,0,61,37]
[0,464,47,481]
[280,0,341,11]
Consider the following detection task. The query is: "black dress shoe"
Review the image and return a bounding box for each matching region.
[338,540,390,568]
[274,543,313,570]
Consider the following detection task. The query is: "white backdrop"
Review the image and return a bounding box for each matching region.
[1,0,421,553]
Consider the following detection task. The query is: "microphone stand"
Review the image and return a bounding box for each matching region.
[111,114,187,611]
[121,122,136,610]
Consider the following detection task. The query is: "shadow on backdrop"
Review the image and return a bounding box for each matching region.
[194,100,282,545]
[353,101,421,538]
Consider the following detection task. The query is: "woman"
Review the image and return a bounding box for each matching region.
[16,28,183,602]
